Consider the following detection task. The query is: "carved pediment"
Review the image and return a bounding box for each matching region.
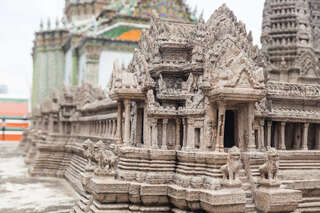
[109,59,141,97]
[297,51,319,78]
[206,38,264,90]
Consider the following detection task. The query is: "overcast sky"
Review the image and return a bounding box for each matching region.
[0,0,264,99]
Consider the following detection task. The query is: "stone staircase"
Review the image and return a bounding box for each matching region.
[64,153,87,193]
[296,197,320,213]
[239,168,256,213]
[240,153,266,213]
[71,192,93,213]
[280,159,320,170]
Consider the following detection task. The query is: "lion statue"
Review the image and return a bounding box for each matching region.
[94,140,117,176]
[82,139,94,171]
[259,147,279,182]
[220,146,242,185]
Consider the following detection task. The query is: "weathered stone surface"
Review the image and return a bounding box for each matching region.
[255,187,302,213]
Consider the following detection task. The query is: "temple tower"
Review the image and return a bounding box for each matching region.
[262,0,320,84]
[32,19,69,109]
[64,0,110,23]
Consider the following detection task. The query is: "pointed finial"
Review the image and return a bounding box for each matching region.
[248,31,253,43]
[61,17,66,26]
[47,18,51,30]
[199,9,204,20]
[192,5,198,17]
[55,17,60,29]
[40,19,44,31]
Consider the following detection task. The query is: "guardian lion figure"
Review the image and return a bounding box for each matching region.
[83,139,94,171]
[259,147,279,182]
[94,140,117,176]
[220,146,242,185]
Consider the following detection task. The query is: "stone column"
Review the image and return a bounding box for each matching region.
[280,122,286,150]
[104,120,108,137]
[151,118,158,149]
[260,120,265,150]
[175,119,181,150]
[113,120,117,138]
[116,102,123,144]
[143,105,150,148]
[302,123,309,150]
[182,118,188,150]
[124,100,131,145]
[216,102,226,152]
[145,118,152,148]
[110,120,113,138]
[96,121,99,135]
[315,125,320,150]
[162,119,168,150]
[186,118,195,151]
[100,121,103,136]
[247,102,256,151]
[109,120,112,137]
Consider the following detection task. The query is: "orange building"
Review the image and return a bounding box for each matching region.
[0,97,29,141]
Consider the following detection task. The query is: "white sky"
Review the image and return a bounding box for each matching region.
[0,0,264,99]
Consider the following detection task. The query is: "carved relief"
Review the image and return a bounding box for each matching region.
[220,146,242,186]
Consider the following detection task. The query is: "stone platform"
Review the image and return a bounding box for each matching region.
[0,142,78,213]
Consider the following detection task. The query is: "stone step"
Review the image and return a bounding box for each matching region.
[296,207,320,212]
[280,162,320,166]
[245,203,256,212]
[72,205,83,213]
[280,166,320,170]
[302,197,320,203]
[299,201,320,208]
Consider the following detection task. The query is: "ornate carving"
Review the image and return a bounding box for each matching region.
[259,147,279,184]
[220,146,242,186]
[83,139,94,172]
[94,141,117,177]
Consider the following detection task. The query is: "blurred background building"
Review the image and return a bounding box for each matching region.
[0,94,29,141]
[31,0,198,110]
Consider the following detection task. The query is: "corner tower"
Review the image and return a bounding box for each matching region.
[262,0,320,84]
[64,0,110,23]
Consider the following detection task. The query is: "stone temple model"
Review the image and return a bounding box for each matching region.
[21,0,320,212]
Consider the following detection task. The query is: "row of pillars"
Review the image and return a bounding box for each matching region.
[86,119,117,138]
[147,117,203,150]
[116,100,130,144]
[263,121,320,150]
[116,99,204,150]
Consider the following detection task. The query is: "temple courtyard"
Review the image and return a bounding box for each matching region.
[0,142,77,213]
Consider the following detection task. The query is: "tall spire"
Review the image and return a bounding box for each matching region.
[47,18,51,30]
[55,17,60,29]
[40,19,44,31]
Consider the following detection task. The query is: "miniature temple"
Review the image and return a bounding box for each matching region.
[21,1,320,212]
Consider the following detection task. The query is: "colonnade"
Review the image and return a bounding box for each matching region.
[74,119,117,138]
[261,121,320,150]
